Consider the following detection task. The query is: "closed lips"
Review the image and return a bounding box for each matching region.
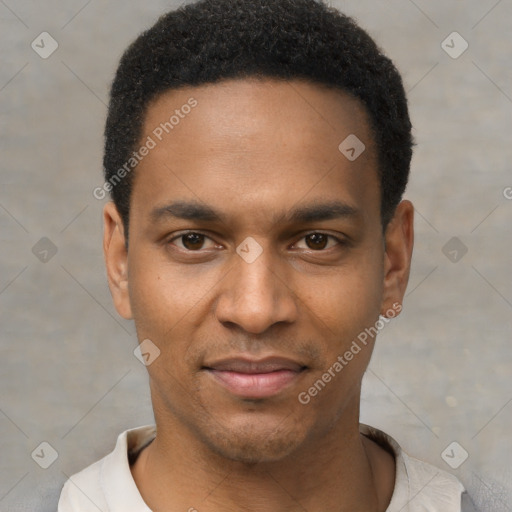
[203,357,307,374]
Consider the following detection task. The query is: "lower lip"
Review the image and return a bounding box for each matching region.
[206,369,303,399]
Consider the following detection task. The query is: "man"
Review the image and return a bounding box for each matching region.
[59,0,478,510]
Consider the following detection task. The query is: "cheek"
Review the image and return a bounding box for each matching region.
[128,249,202,329]
[296,265,384,414]
[127,251,225,367]
[127,262,202,398]
[304,257,384,344]
[127,264,170,337]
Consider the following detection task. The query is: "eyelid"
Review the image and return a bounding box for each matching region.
[168,230,220,250]
[167,230,347,252]
[291,231,346,250]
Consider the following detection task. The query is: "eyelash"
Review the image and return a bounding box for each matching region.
[167,231,346,252]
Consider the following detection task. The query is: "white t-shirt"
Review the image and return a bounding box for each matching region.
[58,424,477,511]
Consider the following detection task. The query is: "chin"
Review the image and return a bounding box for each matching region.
[198,415,308,464]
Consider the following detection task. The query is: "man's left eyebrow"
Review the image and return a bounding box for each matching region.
[281,201,360,224]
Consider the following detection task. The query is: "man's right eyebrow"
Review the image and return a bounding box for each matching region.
[150,201,226,223]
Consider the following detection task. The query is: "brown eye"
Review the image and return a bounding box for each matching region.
[168,232,220,253]
[305,233,329,250]
[179,233,206,251]
[294,233,342,251]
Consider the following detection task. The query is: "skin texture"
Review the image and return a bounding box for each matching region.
[103,78,414,512]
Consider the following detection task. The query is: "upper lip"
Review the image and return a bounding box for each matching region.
[203,356,307,374]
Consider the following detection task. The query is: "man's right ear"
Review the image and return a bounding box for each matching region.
[103,202,133,320]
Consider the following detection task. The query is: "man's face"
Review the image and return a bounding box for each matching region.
[105,79,411,463]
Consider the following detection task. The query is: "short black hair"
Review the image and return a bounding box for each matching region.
[104,0,413,239]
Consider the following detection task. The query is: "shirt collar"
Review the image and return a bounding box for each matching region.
[100,424,156,512]
[100,423,463,512]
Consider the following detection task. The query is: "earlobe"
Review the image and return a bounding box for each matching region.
[103,202,133,320]
[380,200,414,317]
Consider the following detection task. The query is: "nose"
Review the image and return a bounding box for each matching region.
[214,244,298,334]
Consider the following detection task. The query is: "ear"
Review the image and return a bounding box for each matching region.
[103,202,133,320]
[380,200,414,317]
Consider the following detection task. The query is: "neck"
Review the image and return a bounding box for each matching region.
[131,398,395,512]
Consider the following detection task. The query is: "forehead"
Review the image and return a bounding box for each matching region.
[144,78,374,151]
[131,78,379,228]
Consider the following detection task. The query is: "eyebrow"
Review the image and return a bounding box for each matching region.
[150,200,359,225]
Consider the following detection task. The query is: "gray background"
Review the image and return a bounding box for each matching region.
[1,0,511,510]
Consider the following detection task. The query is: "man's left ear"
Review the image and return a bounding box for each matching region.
[380,200,414,317]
